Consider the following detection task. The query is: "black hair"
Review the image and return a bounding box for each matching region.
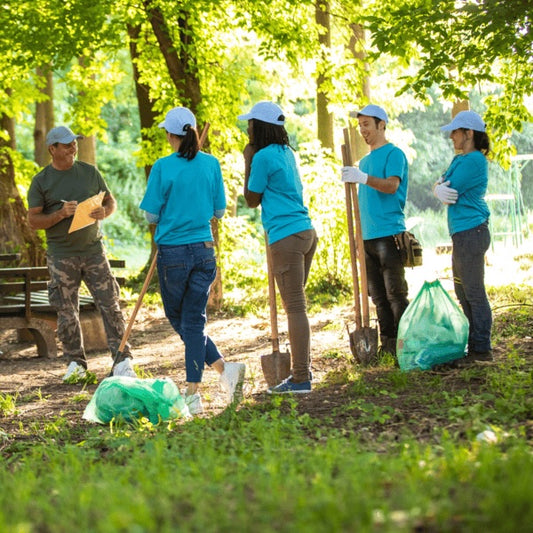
[472,130,490,156]
[357,115,385,129]
[250,118,293,151]
[457,128,490,156]
[171,124,199,160]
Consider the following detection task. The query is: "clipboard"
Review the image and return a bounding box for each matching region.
[68,191,106,233]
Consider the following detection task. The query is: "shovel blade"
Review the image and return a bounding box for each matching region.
[349,327,379,366]
[261,350,291,388]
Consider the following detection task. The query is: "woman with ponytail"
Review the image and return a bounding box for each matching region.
[433,110,493,366]
[140,107,245,415]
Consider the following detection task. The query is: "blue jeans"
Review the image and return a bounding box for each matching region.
[452,222,492,352]
[157,243,222,383]
[364,236,409,340]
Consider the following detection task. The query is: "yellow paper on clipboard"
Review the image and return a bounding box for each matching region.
[68,191,106,233]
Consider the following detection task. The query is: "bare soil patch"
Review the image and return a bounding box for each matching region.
[1,245,532,442]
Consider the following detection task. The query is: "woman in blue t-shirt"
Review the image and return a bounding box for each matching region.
[140,107,245,415]
[434,110,492,365]
[239,101,318,394]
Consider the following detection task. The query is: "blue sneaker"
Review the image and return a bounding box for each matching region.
[268,377,312,394]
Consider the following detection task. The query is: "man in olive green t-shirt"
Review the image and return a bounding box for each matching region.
[27,126,136,381]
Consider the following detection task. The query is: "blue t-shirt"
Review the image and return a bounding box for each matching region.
[358,143,408,240]
[248,144,313,244]
[139,151,226,245]
[442,151,490,235]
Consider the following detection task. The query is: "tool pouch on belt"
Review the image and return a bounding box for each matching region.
[394,231,423,268]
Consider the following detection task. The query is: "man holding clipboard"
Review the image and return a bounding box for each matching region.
[27,126,136,381]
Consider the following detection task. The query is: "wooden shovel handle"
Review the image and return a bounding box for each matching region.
[342,144,362,328]
[343,128,371,328]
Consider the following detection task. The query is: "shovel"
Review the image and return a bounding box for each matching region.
[342,127,378,365]
[261,238,291,387]
[110,123,211,374]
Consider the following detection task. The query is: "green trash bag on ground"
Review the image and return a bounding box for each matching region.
[397,279,469,371]
[83,376,190,424]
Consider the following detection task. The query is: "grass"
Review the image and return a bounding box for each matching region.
[0,284,532,532]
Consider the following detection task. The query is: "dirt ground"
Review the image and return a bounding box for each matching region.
[1,245,532,439]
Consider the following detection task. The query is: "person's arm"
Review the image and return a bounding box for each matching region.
[342,166,400,194]
[243,143,262,208]
[28,202,77,230]
[366,175,400,194]
[90,193,116,220]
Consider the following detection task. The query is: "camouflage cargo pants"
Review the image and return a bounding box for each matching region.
[47,252,131,368]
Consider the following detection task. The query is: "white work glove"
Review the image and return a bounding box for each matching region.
[341,166,368,185]
[433,180,458,205]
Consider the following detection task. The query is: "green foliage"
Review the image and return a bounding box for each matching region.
[299,141,352,297]
[363,0,532,164]
[218,214,267,315]
[0,393,19,417]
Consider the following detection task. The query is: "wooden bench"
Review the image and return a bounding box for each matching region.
[0,259,126,358]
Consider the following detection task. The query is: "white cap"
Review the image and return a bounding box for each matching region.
[441,111,486,132]
[352,104,388,124]
[46,126,83,146]
[159,107,196,135]
[238,101,285,125]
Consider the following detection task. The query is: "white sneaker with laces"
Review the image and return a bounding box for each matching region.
[183,391,203,415]
[220,362,246,404]
[62,361,87,382]
[113,358,137,378]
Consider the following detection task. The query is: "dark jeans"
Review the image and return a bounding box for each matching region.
[452,222,492,353]
[364,236,409,341]
[270,229,318,382]
[157,242,222,383]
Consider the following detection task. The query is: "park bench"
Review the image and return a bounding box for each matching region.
[0,258,126,358]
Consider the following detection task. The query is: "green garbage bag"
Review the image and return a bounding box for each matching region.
[83,376,190,424]
[397,279,469,371]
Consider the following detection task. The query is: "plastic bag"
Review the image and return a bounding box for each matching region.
[397,279,469,371]
[83,376,190,424]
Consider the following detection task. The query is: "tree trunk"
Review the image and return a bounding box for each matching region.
[0,117,46,266]
[127,23,158,182]
[315,0,334,151]
[34,67,54,167]
[77,134,96,166]
[349,22,370,162]
[128,23,161,284]
[143,0,202,114]
[76,57,97,165]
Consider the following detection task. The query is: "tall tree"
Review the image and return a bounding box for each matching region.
[34,67,54,167]
[316,0,334,150]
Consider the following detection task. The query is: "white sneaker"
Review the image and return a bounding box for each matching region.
[220,362,246,404]
[62,361,87,382]
[113,358,137,378]
[183,391,203,415]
